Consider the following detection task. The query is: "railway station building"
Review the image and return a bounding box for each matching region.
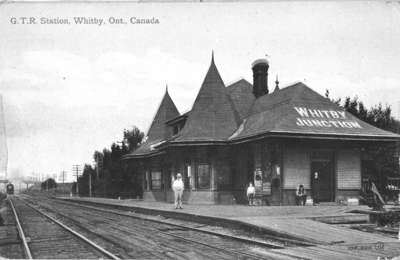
[124,55,400,205]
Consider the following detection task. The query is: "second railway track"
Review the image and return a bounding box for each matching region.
[17,194,304,260]
[8,196,120,259]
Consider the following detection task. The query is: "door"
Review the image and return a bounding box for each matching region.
[311,160,334,202]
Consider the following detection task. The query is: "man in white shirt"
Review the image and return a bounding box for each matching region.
[172,173,184,209]
[246,182,256,206]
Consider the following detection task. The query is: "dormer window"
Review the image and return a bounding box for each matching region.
[166,112,189,137]
[173,125,179,135]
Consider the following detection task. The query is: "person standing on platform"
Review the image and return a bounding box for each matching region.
[312,172,320,205]
[172,173,184,209]
[246,182,256,206]
[296,184,307,206]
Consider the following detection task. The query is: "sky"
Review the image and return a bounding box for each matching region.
[1,1,400,182]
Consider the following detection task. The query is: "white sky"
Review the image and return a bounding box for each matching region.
[1,1,400,181]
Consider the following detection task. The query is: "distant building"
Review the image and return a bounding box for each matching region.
[124,55,400,205]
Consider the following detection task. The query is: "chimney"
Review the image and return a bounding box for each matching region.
[252,59,269,98]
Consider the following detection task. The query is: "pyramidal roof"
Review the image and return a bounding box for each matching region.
[226,79,255,120]
[230,82,400,141]
[173,54,240,143]
[146,87,180,142]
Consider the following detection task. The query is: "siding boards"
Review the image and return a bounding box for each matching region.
[283,148,310,189]
[337,150,361,189]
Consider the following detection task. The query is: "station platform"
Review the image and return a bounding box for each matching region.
[60,197,400,259]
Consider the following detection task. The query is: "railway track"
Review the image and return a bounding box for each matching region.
[8,196,121,259]
[0,195,24,259]
[51,196,302,248]
[19,194,303,259]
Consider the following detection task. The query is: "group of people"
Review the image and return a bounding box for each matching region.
[172,173,311,208]
[245,182,309,206]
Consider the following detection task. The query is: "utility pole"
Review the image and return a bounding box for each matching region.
[94,154,104,197]
[89,172,92,197]
[72,165,81,196]
[61,170,66,185]
[95,155,103,179]
[61,170,66,195]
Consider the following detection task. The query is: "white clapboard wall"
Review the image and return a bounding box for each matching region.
[336,150,361,189]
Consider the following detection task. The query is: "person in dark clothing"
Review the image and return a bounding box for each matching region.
[312,172,320,205]
[296,184,307,206]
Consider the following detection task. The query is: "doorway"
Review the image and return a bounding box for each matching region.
[310,152,335,202]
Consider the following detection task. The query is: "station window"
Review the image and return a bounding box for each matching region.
[197,164,211,189]
[166,171,173,190]
[184,163,192,190]
[151,171,162,190]
[145,170,150,191]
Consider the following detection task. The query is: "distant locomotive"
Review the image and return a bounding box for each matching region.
[6,183,14,195]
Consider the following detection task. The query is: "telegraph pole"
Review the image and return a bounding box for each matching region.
[72,165,81,196]
[95,154,103,179]
[61,170,66,195]
[94,153,104,197]
[89,172,92,197]
[61,170,66,185]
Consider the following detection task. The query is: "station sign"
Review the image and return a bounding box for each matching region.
[294,107,363,129]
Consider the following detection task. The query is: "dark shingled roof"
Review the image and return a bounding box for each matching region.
[126,59,400,159]
[226,79,255,120]
[130,88,179,157]
[146,88,180,141]
[230,82,400,141]
[171,55,240,143]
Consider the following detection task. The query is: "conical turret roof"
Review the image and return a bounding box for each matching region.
[128,87,180,158]
[173,54,240,143]
[146,87,180,141]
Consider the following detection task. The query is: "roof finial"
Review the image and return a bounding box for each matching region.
[165,84,169,94]
[274,74,280,92]
[211,50,215,64]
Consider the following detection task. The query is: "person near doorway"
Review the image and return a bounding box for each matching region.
[246,182,256,206]
[312,172,320,205]
[295,184,307,206]
[172,173,184,209]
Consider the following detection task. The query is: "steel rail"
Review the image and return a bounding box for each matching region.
[22,195,306,260]
[29,197,270,260]
[49,197,295,248]
[155,228,282,260]
[17,198,121,260]
[57,198,314,247]
[8,198,33,259]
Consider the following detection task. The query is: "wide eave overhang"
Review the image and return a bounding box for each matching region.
[230,130,400,144]
[122,150,166,160]
[123,130,400,160]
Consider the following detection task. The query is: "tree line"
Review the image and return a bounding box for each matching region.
[72,126,144,198]
[326,92,400,189]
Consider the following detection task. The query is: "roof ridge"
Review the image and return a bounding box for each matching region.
[225,78,252,88]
